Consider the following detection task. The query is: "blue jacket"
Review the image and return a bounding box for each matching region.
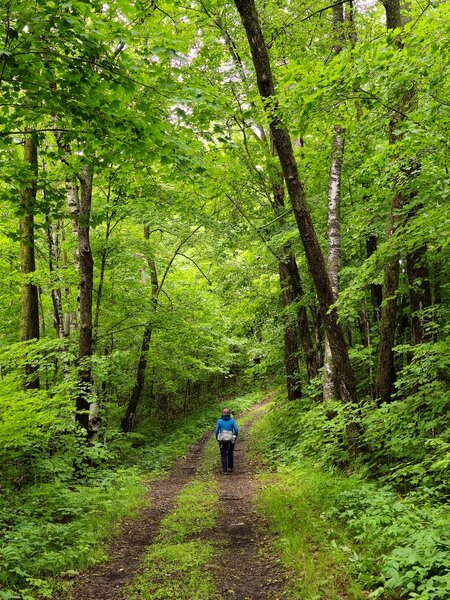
[215,415,238,439]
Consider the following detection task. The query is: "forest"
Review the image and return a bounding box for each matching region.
[0,0,449,598]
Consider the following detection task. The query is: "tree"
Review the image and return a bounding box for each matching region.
[233,0,359,423]
[19,133,40,389]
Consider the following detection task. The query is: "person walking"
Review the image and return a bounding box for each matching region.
[215,408,238,474]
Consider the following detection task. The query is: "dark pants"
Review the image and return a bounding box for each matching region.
[219,441,234,472]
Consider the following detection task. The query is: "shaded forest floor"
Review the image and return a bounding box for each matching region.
[56,402,287,600]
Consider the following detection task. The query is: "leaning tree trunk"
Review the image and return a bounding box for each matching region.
[234,0,359,427]
[215,9,318,389]
[19,133,40,390]
[122,226,159,432]
[76,167,95,434]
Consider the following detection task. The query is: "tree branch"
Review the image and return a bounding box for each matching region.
[225,193,281,261]
[178,253,212,285]
[268,1,350,47]
[157,225,203,294]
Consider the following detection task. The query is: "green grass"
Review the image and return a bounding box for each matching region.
[129,541,217,600]
[256,469,365,600]
[248,411,365,600]
[127,433,221,599]
[158,479,218,542]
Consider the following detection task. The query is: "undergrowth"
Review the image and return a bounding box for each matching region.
[0,390,260,600]
[249,393,450,600]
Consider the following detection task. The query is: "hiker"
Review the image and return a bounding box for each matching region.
[215,408,238,474]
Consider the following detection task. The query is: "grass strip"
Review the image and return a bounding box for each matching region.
[128,438,221,599]
[129,541,217,600]
[248,412,364,600]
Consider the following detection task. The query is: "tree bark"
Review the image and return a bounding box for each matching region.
[76,167,95,433]
[323,123,345,402]
[122,226,159,432]
[19,133,40,389]
[279,259,302,400]
[234,0,359,418]
[376,0,430,402]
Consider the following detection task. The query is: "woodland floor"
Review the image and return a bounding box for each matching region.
[57,403,288,600]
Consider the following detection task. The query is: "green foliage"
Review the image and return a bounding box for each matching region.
[253,396,450,599]
[250,393,353,467]
[0,470,145,600]
[328,485,450,599]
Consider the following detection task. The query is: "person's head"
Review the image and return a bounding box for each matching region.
[221,408,230,417]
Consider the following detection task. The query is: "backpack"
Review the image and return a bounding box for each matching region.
[218,429,234,442]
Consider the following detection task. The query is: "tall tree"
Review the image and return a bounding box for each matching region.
[233,0,359,425]
[76,167,95,434]
[376,0,432,402]
[323,3,346,402]
[19,133,40,389]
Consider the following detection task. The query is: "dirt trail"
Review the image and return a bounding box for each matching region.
[210,411,287,600]
[57,405,287,600]
[59,433,210,600]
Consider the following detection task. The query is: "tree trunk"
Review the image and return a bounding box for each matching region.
[46,217,66,340]
[234,0,359,421]
[285,252,318,381]
[76,167,95,433]
[323,122,345,402]
[93,211,112,347]
[279,259,302,400]
[406,242,432,344]
[122,322,153,432]
[366,233,383,319]
[19,133,40,389]
[122,226,159,432]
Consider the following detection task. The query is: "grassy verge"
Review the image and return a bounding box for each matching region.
[0,391,263,600]
[248,412,365,600]
[127,436,221,599]
[248,407,450,600]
